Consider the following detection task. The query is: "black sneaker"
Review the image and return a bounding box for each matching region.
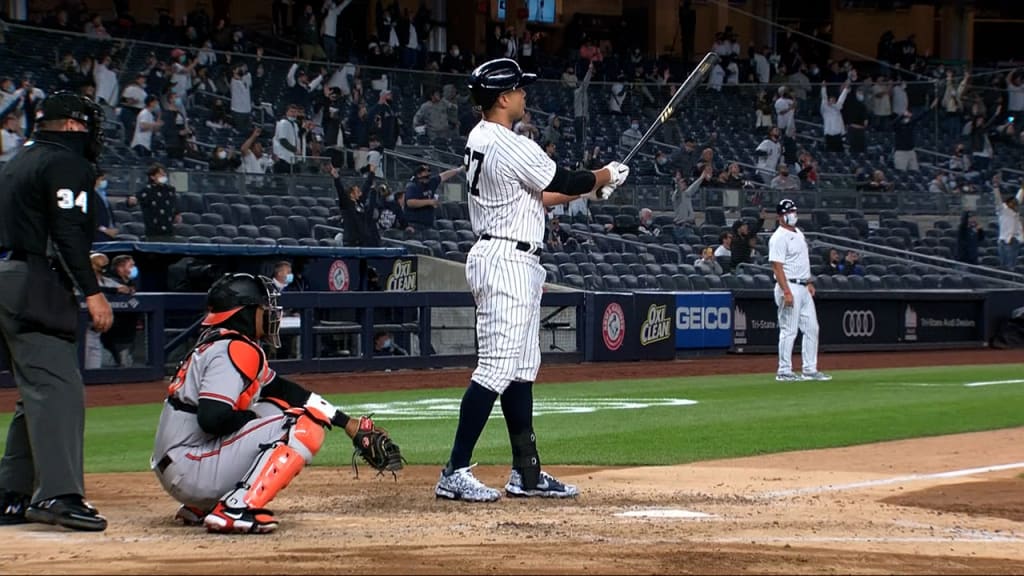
[25,495,107,532]
[0,490,30,525]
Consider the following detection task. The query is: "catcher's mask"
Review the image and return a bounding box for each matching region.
[202,273,282,347]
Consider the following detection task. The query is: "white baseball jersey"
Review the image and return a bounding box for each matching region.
[462,119,553,393]
[464,120,556,245]
[768,225,811,281]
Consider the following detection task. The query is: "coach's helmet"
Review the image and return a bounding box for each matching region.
[776,198,798,215]
[37,91,105,161]
[468,58,537,111]
[202,273,283,347]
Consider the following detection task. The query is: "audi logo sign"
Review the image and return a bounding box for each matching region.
[842,310,875,338]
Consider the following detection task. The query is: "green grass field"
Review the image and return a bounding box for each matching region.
[2,364,1023,474]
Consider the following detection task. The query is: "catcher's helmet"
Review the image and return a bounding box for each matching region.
[202,273,283,347]
[468,58,537,111]
[776,198,798,214]
[37,91,105,161]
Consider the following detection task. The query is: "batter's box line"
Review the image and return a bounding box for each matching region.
[757,461,1024,499]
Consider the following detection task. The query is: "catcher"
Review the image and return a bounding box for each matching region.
[151,273,402,534]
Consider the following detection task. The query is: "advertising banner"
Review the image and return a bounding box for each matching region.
[366,257,419,291]
[731,297,779,349]
[901,301,983,343]
[675,292,735,349]
[584,292,636,362]
[303,258,362,292]
[634,292,676,360]
[817,301,902,345]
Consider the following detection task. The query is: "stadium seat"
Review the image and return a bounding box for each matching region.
[193,223,217,237]
[752,274,773,289]
[259,225,282,239]
[672,274,691,291]
[688,274,709,291]
[603,253,622,265]
[231,237,252,245]
[584,275,604,291]
[628,263,646,276]
[901,274,923,289]
[277,237,299,246]
[621,275,640,290]
[579,263,598,277]
[864,275,883,290]
[880,274,903,290]
[265,215,291,237]
[179,212,201,225]
[815,275,834,291]
[173,223,197,237]
[655,274,675,290]
[639,274,658,289]
[704,275,724,290]
[847,275,867,291]
[921,274,943,288]
[238,225,260,238]
[216,224,238,238]
[457,241,475,252]
[563,274,585,289]
[230,203,253,226]
[271,204,293,217]
[602,275,624,290]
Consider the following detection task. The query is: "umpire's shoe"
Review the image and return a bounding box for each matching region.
[203,502,279,534]
[0,490,30,525]
[25,494,107,531]
[505,469,579,498]
[435,464,501,502]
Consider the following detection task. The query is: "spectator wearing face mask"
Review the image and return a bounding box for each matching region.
[755,127,783,183]
[160,91,191,160]
[838,251,864,276]
[619,118,643,154]
[892,104,935,172]
[770,163,801,190]
[653,151,672,176]
[844,86,869,153]
[169,48,195,99]
[820,81,849,152]
[374,331,407,356]
[209,145,241,171]
[403,164,464,231]
[273,105,306,174]
[130,96,162,157]
[0,112,24,162]
[129,163,179,242]
[84,253,121,369]
[238,126,272,175]
[825,248,842,274]
[638,208,660,236]
[333,163,382,247]
[272,261,295,292]
[229,64,252,132]
[93,170,118,242]
[103,255,139,367]
[996,186,1024,269]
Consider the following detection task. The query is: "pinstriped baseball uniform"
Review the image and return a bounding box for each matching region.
[768,226,820,374]
[151,335,291,509]
[464,120,555,393]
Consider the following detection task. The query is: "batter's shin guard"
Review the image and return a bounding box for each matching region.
[510,429,541,490]
[223,414,326,510]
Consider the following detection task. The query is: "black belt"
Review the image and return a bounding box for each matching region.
[480,234,540,255]
[156,454,173,474]
[167,395,198,414]
[789,279,810,286]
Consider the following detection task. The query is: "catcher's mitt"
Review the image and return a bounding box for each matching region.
[351,415,405,479]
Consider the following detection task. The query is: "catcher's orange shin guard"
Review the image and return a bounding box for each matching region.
[225,415,326,510]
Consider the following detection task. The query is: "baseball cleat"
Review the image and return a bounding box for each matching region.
[0,490,30,525]
[505,469,579,498]
[802,372,833,381]
[435,464,501,502]
[25,495,107,532]
[775,372,804,382]
[174,504,209,526]
[203,502,279,534]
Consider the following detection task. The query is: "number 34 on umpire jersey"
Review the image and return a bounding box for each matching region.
[463,121,556,245]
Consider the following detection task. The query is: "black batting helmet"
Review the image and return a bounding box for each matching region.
[37,91,105,161]
[468,58,537,111]
[776,198,798,215]
[203,273,283,347]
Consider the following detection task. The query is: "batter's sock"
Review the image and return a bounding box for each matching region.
[446,381,498,472]
[500,380,534,437]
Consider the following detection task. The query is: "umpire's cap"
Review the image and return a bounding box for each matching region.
[776,198,798,214]
[37,91,105,161]
[468,58,537,111]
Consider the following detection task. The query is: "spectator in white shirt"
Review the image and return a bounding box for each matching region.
[891,79,908,117]
[0,113,24,162]
[774,87,796,137]
[230,63,253,132]
[996,186,1024,269]
[197,40,217,68]
[753,46,771,84]
[708,61,725,92]
[714,231,733,259]
[273,104,306,174]
[120,73,147,138]
[130,96,162,156]
[609,79,626,114]
[619,118,642,153]
[1005,69,1024,118]
[322,0,352,61]
[820,81,850,152]
[93,54,119,109]
[238,126,273,176]
[170,49,196,100]
[755,127,783,183]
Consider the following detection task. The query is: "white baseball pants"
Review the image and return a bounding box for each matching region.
[774,282,820,374]
[466,238,545,394]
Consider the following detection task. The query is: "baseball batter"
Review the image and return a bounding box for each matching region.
[768,199,831,382]
[151,273,390,533]
[435,58,629,502]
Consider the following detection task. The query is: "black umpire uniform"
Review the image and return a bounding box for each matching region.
[0,92,111,531]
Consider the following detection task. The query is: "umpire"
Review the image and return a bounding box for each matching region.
[0,92,113,531]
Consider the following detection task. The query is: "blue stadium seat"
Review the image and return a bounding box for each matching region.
[200,212,225,226]
[208,203,235,225]
[602,275,624,290]
[238,225,260,238]
[216,224,238,238]
[288,216,311,239]
[194,223,217,237]
[230,203,253,226]
[259,225,282,239]
[250,204,272,227]
[179,212,202,225]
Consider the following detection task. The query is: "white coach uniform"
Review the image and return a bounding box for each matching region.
[464,120,554,393]
[768,218,822,378]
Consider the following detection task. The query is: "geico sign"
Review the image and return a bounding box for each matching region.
[676,307,732,330]
[842,310,875,337]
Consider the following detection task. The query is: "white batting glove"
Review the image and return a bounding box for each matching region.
[584,183,616,201]
[603,161,630,187]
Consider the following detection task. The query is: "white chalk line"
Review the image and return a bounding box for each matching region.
[761,461,1024,499]
[964,379,1024,387]
[711,535,1024,544]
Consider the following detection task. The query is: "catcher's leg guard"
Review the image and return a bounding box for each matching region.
[206,415,325,533]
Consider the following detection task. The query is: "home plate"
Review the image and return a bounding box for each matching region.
[615,508,716,519]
